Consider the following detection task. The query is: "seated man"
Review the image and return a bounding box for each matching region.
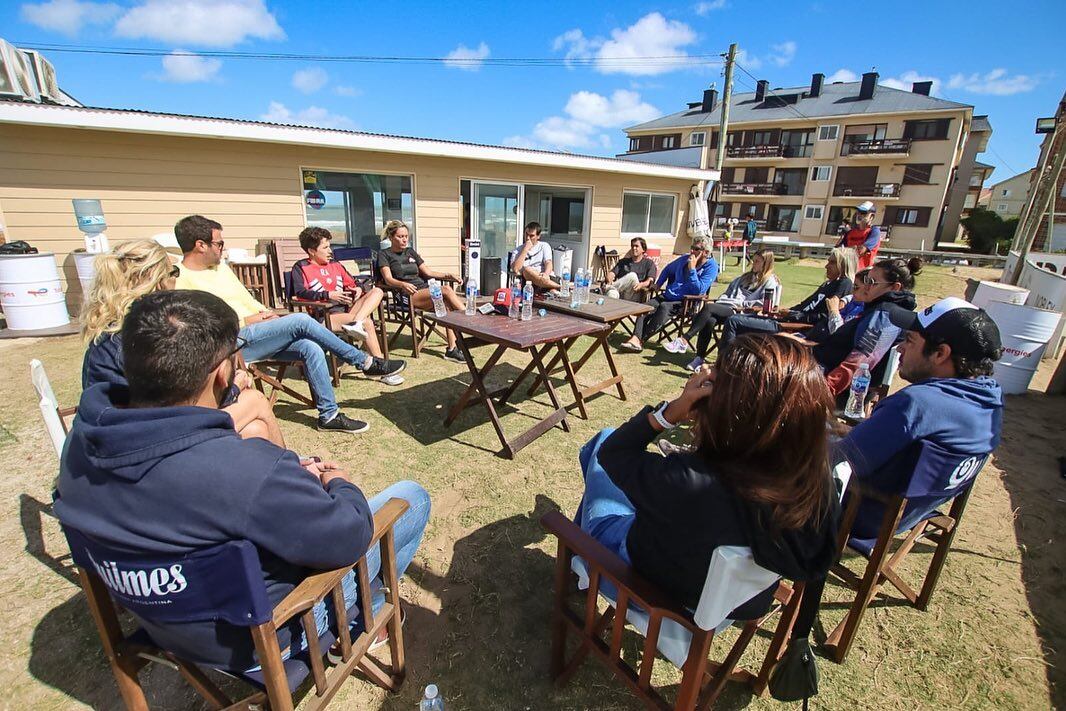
[174,215,405,433]
[54,290,431,672]
[510,221,559,291]
[604,237,658,301]
[838,297,1004,539]
[619,239,718,353]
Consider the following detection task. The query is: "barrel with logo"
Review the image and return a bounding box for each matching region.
[0,253,70,330]
[970,280,1029,310]
[986,300,1061,395]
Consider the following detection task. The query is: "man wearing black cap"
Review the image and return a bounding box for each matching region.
[839,297,1004,538]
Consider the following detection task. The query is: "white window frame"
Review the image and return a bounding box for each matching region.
[621,190,677,237]
[897,208,920,225]
[690,131,706,147]
[817,125,839,141]
[997,203,1008,211]
[810,165,832,182]
[804,205,824,220]
[629,137,639,151]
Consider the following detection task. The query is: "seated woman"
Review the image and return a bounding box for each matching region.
[619,239,719,353]
[81,239,285,447]
[719,247,857,351]
[663,249,779,371]
[576,335,839,617]
[292,227,401,385]
[376,219,466,363]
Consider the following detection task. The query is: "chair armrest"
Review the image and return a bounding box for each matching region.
[775,321,808,333]
[271,498,409,628]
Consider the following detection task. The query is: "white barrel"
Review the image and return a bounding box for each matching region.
[971,280,1029,310]
[73,249,100,296]
[0,253,70,330]
[553,246,573,277]
[986,300,1061,395]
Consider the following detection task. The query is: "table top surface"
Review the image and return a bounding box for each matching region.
[427,307,607,349]
[534,294,654,323]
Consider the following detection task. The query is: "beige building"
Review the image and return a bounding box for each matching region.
[620,72,990,250]
[987,169,1035,219]
[0,102,716,311]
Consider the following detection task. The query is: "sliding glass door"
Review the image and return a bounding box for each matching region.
[472,182,523,284]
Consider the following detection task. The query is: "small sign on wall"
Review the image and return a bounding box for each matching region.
[305,189,326,210]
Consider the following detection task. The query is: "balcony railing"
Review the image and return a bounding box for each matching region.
[721,182,784,195]
[833,182,902,198]
[726,144,785,159]
[840,138,912,156]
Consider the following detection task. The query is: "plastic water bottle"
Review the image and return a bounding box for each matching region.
[522,283,534,321]
[570,269,583,309]
[465,281,477,315]
[574,268,585,305]
[428,279,447,317]
[419,684,444,711]
[560,267,571,297]
[844,363,871,420]
[509,283,521,319]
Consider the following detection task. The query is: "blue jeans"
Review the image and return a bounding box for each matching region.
[240,313,370,422]
[720,313,780,352]
[577,429,635,565]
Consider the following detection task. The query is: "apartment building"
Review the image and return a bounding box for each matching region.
[620,72,990,250]
[987,169,1035,219]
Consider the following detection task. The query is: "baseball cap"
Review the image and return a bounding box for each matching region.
[905,296,1003,361]
[855,200,876,213]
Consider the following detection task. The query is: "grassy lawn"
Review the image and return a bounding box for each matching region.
[0,259,1061,710]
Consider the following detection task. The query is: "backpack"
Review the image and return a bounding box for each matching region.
[0,240,38,255]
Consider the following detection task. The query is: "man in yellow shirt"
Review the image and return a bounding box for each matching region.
[174,215,405,433]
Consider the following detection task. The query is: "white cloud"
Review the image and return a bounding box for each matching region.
[694,0,726,14]
[507,89,659,151]
[554,13,698,76]
[260,101,355,130]
[947,68,1039,96]
[20,0,120,36]
[825,68,858,83]
[736,41,797,72]
[158,50,221,82]
[881,70,941,96]
[444,42,490,71]
[734,48,761,70]
[334,85,360,97]
[292,67,327,94]
[115,0,284,47]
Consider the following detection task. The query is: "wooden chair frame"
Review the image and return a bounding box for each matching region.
[823,479,973,664]
[78,498,410,711]
[541,511,801,711]
[377,276,460,358]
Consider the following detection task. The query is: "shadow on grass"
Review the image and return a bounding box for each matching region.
[20,494,78,586]
[993,392,1066,708]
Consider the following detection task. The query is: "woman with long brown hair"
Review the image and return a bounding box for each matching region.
[575,334,839,615]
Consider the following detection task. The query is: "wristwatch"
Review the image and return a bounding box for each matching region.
[651,400,677,430]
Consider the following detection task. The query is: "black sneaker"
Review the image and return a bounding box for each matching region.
[362,357,406,379]
[443,347,465,363]
[317,412,370,434]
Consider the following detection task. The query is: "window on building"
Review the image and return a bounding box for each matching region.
[303,170,414,249]
[662,135,677,149]
[781,129,814,157]
[1001,188,1011,197]
[997,203,1008,211]
[751,130,775,146]
[818,125,839,141]
[903,164,935,185]
[1061,182,1066,198]
[885,206,932,227]
[690,132,706,147]
[773,168,808,196]
[810,166,832,182]
[629,138,639,151]
[904,118,951,140]
[804,205,824,220]
[622,192,676,235]
[767,205,802,232]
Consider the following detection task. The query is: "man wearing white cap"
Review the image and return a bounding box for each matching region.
[837,201,882,270]
[838,297,1004,539]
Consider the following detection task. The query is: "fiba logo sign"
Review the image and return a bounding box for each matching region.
[947,456,984,489]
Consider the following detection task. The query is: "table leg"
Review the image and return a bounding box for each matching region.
[600,334,626,401]
[525,336,578,396]
[443,336,508,439]
[554,338,588,420]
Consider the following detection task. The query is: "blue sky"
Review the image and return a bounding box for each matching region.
[4,0,1063,183]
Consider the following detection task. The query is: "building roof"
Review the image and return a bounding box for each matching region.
[973,160,996,170]
[988,168,1037,188]
[971,115,992,132]
[627,81,972,132]
[616,146,703,168]
[0,100,718,182]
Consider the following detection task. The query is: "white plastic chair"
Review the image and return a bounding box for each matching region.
[30,359,76,457]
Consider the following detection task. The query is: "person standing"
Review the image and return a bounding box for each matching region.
[744,214,758,244]
[837,201,882,270]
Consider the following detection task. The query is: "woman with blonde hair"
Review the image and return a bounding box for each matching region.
[81,239,285,446]
[664,249,780,371]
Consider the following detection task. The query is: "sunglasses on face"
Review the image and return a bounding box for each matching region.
[211,336,248,371]
[862,273,894,286]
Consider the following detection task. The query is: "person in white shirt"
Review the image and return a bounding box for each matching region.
[510,222,560,291]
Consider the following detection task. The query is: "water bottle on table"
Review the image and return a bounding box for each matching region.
[521,282,534,321]
[420,684,445,711]
[465,280,477,315]
[560,267,571,297]
[580,268,591,304]
[843,363,871,420]
[509,282,521,319]
[428,279,447,317]
[571,268,583,309]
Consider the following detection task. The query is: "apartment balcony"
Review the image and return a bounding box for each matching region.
[726,144,784,159]
[840,138,912,157]
[833,183,902,198]
[721,182,784,196]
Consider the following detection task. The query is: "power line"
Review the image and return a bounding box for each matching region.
[986,145,1019,176]
[12,41,725,69]
[733,61,815,123]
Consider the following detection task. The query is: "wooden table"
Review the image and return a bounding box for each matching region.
[425,308,608,458]
[530,295,653,418]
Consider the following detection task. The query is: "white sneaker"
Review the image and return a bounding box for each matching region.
[341,321,368,340]
[664,337,690,354]
[379,372,405,386]
[685,356,704,372]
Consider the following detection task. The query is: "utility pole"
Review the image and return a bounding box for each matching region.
[1009,120,1065,285]
[705,43,736,233]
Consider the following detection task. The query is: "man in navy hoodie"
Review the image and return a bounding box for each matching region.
[54,290,430,671]
[840,296,1004,540]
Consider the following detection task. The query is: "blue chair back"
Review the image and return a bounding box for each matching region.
[903,440,988,502]
[63,525,273,627]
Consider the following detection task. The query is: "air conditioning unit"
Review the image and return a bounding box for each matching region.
[22,49,61,103]
[0,38,39,101]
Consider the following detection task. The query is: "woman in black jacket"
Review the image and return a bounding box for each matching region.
[576,334,840,616]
